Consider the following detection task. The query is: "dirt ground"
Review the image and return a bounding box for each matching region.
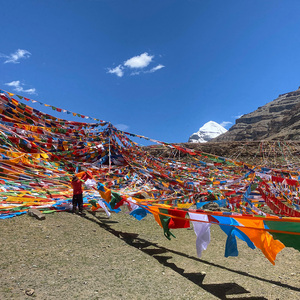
[0,210,299,300]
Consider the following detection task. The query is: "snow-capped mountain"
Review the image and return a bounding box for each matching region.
[188,121,227,143]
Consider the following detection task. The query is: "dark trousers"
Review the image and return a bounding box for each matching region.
[72,193,83,212]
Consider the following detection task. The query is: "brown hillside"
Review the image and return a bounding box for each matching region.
[214,87,300,142]
[146,141,300,168]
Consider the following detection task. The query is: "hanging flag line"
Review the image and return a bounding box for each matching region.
[0,89,109,125]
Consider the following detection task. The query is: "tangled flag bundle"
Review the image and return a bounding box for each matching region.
[0,89,299,265]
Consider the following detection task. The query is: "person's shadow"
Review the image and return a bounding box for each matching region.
[83,212,299,300]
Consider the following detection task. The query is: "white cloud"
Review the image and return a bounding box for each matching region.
[107,65,124,77]
[147,64,165,73]
[1,49,31,64]
[5,81,36,94]
[124,52,153,69]
[220,121,232,128]
[108,52,164,77]
[115,124,129,131]
[131,65,165,75]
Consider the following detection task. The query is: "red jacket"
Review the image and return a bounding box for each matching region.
[71,180,83,195]
[71,173,91,195]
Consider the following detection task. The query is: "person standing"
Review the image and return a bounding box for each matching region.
[71,172,89,215]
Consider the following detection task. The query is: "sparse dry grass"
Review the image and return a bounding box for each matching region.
[0,211,299,299]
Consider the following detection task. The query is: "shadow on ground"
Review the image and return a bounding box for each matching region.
[83,213,299,300]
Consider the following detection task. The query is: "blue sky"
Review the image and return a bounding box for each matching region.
[1,0,300,144]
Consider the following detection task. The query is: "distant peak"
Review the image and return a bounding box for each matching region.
[200,121,226,131]
[188,121,227,143]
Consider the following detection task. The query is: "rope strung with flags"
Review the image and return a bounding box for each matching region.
[0,89,299,265]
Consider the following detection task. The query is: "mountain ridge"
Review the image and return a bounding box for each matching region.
[213,86,300,142]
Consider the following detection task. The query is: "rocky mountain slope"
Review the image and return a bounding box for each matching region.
[188,121,227,143]
[214,86,300,142]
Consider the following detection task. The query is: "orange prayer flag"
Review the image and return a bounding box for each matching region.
[238,218,285,265]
